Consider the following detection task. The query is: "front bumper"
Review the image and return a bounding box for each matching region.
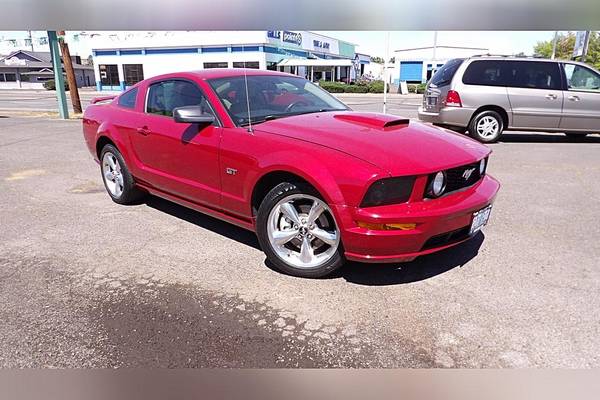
[418,106,474,128]
[334,175,500,263]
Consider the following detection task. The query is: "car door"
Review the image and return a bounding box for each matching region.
[559,63,600,132]
[130,78,222,207]
[505,61,563,129]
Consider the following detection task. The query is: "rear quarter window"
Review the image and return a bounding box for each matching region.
[462,60,513,86]
[118,87,138,109]
[429,58,464,87]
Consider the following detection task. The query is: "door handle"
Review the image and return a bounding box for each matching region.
[568,95,580,102]
[545,93,558,100]
[136,126,151,136]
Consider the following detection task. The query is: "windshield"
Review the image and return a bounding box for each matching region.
[429,58,464,87]
[207,75,349,126]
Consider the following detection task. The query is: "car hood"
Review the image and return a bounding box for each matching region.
[255,111,490,176]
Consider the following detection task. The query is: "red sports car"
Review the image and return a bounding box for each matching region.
[83,69,500,278]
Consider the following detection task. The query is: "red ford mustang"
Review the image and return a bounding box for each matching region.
[83,69,500,278]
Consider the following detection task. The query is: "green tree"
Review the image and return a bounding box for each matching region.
[533,32,600,70]
[370,56,384,64]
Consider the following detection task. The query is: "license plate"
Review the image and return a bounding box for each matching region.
[469,205,492,235]
[427,97,437,106]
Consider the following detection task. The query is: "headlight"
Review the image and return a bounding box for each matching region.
[479,158,487,175]
[360,176,416,207]
[428,171,446,198]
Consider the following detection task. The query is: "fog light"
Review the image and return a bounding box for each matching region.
[357,222,417,231]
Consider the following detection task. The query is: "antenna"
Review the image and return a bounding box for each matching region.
[241,46,253,133]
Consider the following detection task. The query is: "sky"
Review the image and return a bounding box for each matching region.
[316,31,556,58]
[1,30,557,58]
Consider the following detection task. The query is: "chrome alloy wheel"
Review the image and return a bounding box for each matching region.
[267,194,340,269]
[101,152,124,198]
[476,116,500,138]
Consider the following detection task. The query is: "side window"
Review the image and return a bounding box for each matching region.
[117,87,138,109]
[563,64,600,92]
[511,61,561,90]
[462,60,511,86]
[146,80,216,118]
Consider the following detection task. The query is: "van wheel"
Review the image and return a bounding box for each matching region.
[469,110,504,143]
[256,182,344,278]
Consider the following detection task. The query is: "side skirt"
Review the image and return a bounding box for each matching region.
[136,183,256,232]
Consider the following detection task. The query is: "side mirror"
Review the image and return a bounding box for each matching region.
[173,105,215,125]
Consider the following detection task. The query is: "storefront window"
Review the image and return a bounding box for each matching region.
[266,62,278,71]
[203,62,229,69]
[99,64,119,86]
[4,73,17,82]
[123,64,144,86]
[232,61,260,69]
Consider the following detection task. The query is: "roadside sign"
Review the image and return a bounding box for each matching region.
[400,81,409,94]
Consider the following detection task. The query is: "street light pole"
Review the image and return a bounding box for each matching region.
[47,31,69,119]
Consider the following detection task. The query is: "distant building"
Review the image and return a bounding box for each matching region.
[392,45,489,83]
[90,31,361,91]
[0,50,95,89]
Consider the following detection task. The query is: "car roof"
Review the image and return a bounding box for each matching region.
[465,56,588,66]
[146,68,298,82]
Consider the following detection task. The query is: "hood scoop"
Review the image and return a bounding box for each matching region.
[333,112,410,129]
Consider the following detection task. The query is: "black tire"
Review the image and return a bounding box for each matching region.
[256,182,345,278]
[99,144,145,205]
[468,110,504,143]
[564,132,588,141]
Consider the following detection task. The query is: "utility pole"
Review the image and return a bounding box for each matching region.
[551,31,558,59]
[57,31,82,113]
[47,31,68,119]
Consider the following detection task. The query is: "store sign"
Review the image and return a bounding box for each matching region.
[282,31,302,47]
[313,40,330,51]
[267,31,281,40]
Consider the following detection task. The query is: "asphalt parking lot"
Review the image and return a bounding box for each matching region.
[1,97,599,367]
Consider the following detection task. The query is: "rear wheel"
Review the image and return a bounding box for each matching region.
[100,144,145,205]
[469,110,504,143]
[256,182,344,278]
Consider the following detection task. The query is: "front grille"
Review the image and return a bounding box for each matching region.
[444,162,482,193]
[421,226,471,250]
[425,160,484,198]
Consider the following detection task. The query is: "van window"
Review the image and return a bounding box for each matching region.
[563,64,600,92]
[511,61,561,90]
[462,60,512,86]
[118,87,138,109]
[429,58,463,87]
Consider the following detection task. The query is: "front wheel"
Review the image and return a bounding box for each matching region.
[469,110,504,143]
[256,182,344,278]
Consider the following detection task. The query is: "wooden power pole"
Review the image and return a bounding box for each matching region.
[57,31,82,113]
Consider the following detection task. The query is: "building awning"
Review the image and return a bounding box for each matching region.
[278,58,353,67]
